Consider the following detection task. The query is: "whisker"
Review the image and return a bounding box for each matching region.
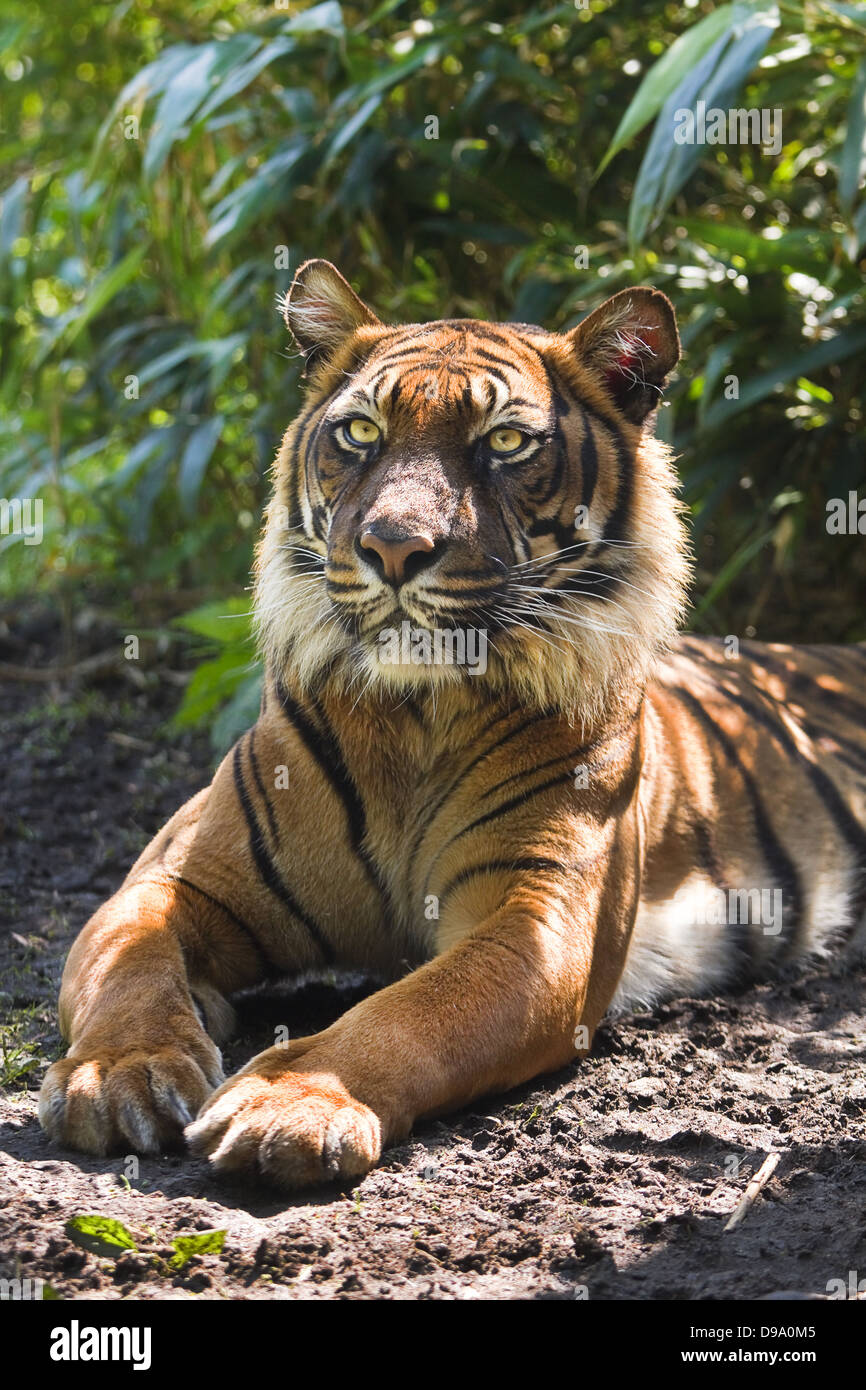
[507,582,637,622]
[508,537,647,572]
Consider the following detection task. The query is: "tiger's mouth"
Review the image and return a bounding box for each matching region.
[326,566,509,642]
[314,566,508,685]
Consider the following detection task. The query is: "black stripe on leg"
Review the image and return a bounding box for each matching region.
[231,743,334,963]
[168,874,270,976]
[438,850,609,914]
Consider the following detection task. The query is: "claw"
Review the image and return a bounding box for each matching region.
[118,1102,160,1154]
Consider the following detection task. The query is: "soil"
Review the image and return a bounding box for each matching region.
[1,605,865,1302]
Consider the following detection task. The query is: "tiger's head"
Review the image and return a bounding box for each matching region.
[255,260,691,719]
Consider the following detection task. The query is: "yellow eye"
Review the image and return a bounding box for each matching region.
[487,427,525,454]
[346,418,380,445]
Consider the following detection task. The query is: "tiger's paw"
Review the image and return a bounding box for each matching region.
[39,1033,225,1157]
[185,1062,382,1189]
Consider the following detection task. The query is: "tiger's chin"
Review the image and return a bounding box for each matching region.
[270,615,497,700]
[262,596,667,728]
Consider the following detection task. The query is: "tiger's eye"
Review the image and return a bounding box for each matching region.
[488,427,524,454]
[347,418,380,445]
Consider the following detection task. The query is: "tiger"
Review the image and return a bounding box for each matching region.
[39,259,866,1189]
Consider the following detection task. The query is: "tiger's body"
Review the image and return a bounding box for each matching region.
[39,263,866,1187]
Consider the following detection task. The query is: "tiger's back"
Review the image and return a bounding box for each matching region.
[620,637,866,1010]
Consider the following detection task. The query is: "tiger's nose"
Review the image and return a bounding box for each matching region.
[359,528,436,586]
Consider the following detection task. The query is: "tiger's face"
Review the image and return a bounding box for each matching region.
[256,261,691,716]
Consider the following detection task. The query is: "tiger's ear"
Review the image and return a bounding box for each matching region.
[567,288,680,424]
[282,259,381,368]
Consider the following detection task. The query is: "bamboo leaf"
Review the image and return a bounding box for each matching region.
[144,37,259,183]
[179,415,224,516]
[173,597,253,643]
[702,326,866,431]
[628,10,779,251]
[597,2,763,175]
[33,245,148,368]
[839,56,866,214]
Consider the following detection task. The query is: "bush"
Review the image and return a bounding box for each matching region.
[2,0,864,743]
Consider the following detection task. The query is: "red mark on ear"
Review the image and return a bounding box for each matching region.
[603,326,659,394]
[605,348,638,395]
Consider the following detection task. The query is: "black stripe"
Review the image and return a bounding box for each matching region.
[438,851,608,913]
[711,677,866,914]
[420,583,503,601]
[546,365,639,553]
[815,644,866,680]
[670,686,803,951]
[408,712,544,876]
[443,567,500,581]
[529,394,567,509]
[290,401,322,533]
[598,415,633,549]
[579,415,598,513]
[402,697,426,726]
[445,767,579,844]
[494,493,524,564]
[558,565,623,602]
[741,642,866,734]
[232,743,334,962]
[247,728,280,845]
[304,412,328,542]
[275,681,394,925]
[168,874,269,975]
[525,510,583,551]
[691,818,754,973]
[478,707,642,805]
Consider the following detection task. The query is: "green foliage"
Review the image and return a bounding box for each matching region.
[1,0,864,734]
[172,596,261,749]
[65,1214,138,1257]
[169,1228,226,1268]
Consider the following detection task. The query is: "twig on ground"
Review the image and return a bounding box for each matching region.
[723,1152,780,1232]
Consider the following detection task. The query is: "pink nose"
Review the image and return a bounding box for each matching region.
[359,529,435,585]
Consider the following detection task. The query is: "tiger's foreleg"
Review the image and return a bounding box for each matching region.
[38,729,311,1156]
[187,853,640,1188]
[38,878,253,1155]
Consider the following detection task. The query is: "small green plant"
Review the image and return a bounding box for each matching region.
[0,1008,47,1088]
[0,1040,40,1088]
[65,1215,138,1258]
[169,1229,226,1270]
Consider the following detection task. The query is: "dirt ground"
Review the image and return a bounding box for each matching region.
[1,606,865,1302]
